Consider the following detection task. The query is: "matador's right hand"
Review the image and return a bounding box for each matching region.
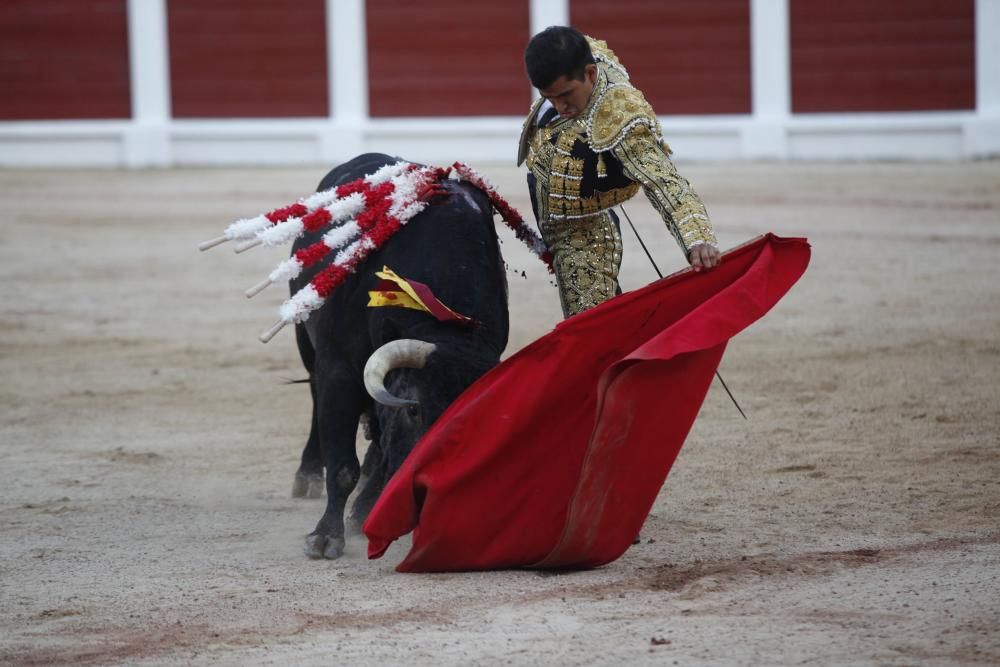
[688,244,721,272]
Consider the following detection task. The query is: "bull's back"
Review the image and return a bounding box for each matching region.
[290,152,397,293]
[291,156,509,363]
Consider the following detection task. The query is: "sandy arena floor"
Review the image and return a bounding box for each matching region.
[1,160,998,666]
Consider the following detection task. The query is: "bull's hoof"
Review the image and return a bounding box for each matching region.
[292,471,324,499]
[304,532,345,560]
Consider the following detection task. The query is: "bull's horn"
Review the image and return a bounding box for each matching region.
[364,339,437,407]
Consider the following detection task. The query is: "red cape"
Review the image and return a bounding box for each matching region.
[364,234,810,572]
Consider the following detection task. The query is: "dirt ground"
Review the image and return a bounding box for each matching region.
[1,160,998,666]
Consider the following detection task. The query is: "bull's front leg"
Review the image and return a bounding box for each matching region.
[349,420,387,534]
[303,359,365,560]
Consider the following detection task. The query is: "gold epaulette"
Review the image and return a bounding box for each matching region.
[587,84,663,153]
[586,37,627,78]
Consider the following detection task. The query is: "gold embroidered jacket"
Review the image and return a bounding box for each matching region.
[517,37,717,255]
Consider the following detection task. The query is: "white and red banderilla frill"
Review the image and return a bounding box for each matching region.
[200,161,551,343]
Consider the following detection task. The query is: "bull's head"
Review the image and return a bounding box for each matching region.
[362,337,495,475]
[363,339,437,407]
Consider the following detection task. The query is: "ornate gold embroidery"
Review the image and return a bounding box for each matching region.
[543,125,641,219]
[614,128,717,251]
[586,37,628,80]
[542,210,623,317]
[588,85,662,153]
[546,184,639,220]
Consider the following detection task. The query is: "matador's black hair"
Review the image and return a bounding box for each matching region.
[524,26,595,90]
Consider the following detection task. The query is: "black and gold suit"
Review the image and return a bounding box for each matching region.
[517,38,718,317]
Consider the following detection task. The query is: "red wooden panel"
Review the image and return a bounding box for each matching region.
[168,0,328,118]
[0,0,130,120]
[366,0,531,117]
[791,0,975,112]
[571,0,752,115]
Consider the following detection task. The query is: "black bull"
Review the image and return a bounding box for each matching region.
[290,153,509,559]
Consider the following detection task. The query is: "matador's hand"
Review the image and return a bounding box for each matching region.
[688,244,721,272]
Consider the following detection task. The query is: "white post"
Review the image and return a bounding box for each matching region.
[528,0,570,100]
[743,0,790,159]
[125,0,172,167]
[965,0,1000,157]
[530,0,569,35]
[322,0,368,163]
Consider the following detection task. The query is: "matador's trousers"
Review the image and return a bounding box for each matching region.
[528,173,624,318]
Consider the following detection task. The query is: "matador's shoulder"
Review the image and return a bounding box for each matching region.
[585,36,628,78]
[587,83,663,153]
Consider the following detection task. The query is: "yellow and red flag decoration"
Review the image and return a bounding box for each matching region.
[367,267,477,327]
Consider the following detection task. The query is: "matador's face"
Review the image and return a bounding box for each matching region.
[538,63,597,119]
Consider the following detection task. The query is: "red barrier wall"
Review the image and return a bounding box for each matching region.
[0,2,978,123]
[366,0,531,117]
[167,0,328,118]
[571,0,752,115]
[790,0,975,112]
[0,0,131,120]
